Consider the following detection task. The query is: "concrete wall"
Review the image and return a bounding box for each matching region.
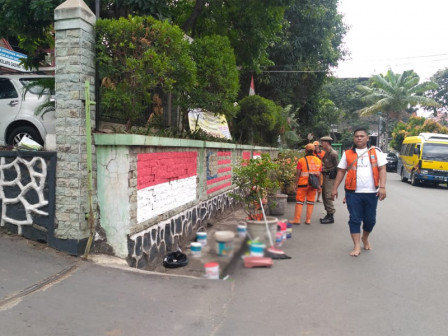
[94,134,278,269]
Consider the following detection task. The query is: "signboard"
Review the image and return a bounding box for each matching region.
[0,47,28,72]
[188,109,232,140]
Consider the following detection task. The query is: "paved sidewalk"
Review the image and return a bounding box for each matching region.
[139,202,296,279]
[91,205,267,279]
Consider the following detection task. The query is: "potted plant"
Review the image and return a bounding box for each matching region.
[274,150,302,203]
[231,153,280,244]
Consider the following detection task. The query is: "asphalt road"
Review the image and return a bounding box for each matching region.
[1,172,448,335]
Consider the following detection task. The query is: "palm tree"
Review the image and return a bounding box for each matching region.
[357,70,440,150]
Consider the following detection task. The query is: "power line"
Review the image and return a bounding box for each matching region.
[261,70,328,73]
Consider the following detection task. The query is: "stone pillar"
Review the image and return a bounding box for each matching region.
[53,0,96,255]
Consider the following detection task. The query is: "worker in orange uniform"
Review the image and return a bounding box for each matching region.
[313,141,325,202]
[289,143,322,225]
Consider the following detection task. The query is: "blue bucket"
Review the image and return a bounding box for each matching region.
[249,242,265,257]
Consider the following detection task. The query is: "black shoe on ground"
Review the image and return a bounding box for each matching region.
[320,214,334,224]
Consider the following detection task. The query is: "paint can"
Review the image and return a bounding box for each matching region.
[249,242,265,257]
[277,221,287,242]
[190,242,202,258]
[196,231,207,246]
[204,262,220,279]
[275,232,284,247]
[237,224,247,238]
[286,222,293,239]
[215,231,235,257]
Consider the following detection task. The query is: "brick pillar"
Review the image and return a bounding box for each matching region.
[53,0,96,254]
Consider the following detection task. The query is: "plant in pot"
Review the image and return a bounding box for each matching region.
[230,153,280,245]
[275,150,302,202]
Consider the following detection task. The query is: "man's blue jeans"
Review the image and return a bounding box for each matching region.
[345,192,378,234]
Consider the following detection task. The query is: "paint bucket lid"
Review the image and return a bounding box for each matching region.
[214,230,235,242]
[205,262,219,268]
[197,231,207,237]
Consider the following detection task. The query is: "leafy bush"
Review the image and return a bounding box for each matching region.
[189,35,239,119]
[96,15,196,129]
[233,95,283,146]
[231,153,280,220]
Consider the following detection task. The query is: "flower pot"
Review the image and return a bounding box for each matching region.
[246,216,278,246]
[282,183,297,202]
[267,193,288,216]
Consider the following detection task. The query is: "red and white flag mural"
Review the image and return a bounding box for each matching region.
[137,152,197,223]
[206,151,232,194]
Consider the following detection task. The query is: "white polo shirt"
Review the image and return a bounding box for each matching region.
[338,147,387,193]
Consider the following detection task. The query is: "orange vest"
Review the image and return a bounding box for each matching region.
[298,155,322,186]
[314,150,326,160]
[345,147,379,191]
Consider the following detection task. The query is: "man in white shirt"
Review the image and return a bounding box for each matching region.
[331,128,387,257]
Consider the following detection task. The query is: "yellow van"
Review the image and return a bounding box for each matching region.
[399,133,448,186]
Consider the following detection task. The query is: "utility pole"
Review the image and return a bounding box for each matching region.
[377,112,382,150]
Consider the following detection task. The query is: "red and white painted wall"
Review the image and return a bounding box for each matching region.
[95,135,277,270]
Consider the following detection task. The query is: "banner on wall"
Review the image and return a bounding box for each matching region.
[188,109,232,140]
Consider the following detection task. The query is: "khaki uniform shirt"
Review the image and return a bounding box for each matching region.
[321,147,339,172]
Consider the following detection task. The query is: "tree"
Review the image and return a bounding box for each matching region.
[278,105,301,148]
[312,98,344,140]
[255,0,347,141]
[0,0,63,69]
[323,77,367,131]
[424,68,448,117]
[357,70,440,150]
[390,116,448,150]
[188,35,239,119]
[174,0,291,72]
[232,95,283,146]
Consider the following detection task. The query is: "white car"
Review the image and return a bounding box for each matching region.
[0,74,55,146]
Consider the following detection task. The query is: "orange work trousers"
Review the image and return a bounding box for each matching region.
[292,185,317,224]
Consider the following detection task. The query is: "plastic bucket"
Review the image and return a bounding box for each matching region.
[286,222,293,239]
[196,231,207,246]
[275,232,283,247]
[204,262,220,279]
[237,224,247,238]
[190,242,202,258]
[278,221,287,242]
[215,231,235,257]
[249,242,265,257]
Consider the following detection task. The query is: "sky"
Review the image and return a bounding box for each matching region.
[334,0,448,81]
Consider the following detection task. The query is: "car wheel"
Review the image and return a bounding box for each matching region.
[410,171,419,186]
[7,126,44,146]
[400,168,408,182]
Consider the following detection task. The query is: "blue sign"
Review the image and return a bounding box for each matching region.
[0,47,26,62]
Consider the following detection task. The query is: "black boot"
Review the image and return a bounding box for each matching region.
[320,214,334,224]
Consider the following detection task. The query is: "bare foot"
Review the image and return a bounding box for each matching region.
[350,249,361,257]
[362,237,372,250]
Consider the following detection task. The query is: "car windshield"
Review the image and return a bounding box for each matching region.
[387,153,397,160]
[422,143,448,162]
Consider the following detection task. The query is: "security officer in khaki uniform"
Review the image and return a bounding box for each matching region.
[319,136,340,224]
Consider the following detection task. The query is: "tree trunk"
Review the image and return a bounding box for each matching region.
[181,0,207,36]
